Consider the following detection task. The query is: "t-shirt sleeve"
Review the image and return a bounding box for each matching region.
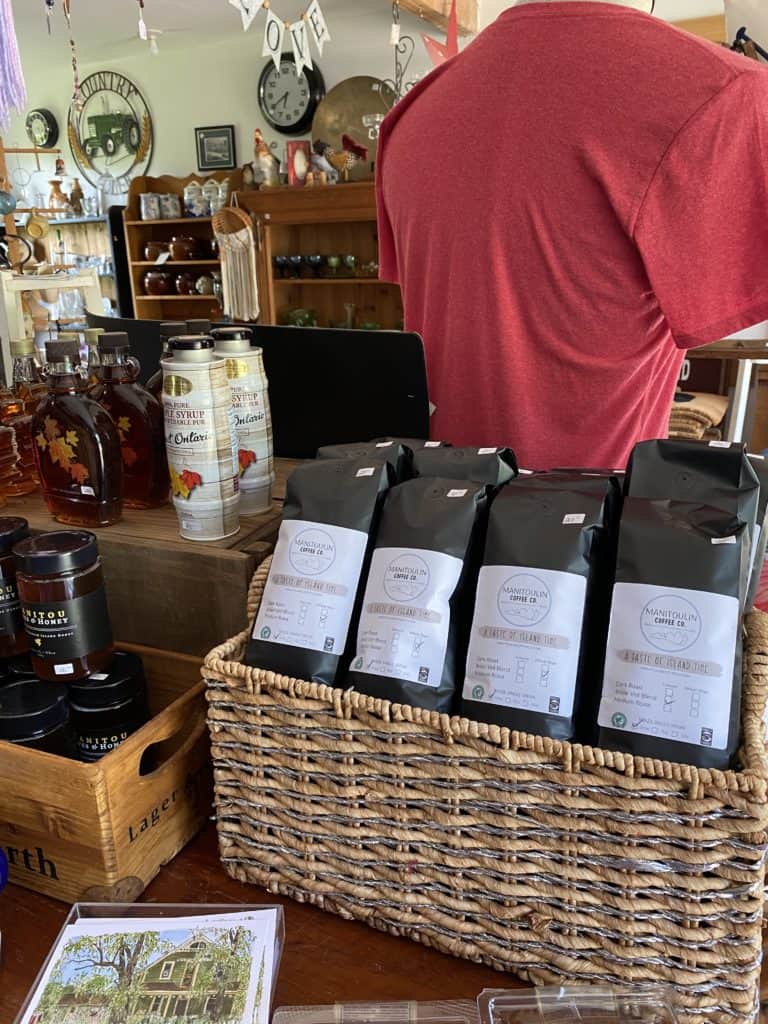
[634,69,768,349]
[375,122,400,285]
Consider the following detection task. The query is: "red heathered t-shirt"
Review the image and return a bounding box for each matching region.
[376,2,768,469]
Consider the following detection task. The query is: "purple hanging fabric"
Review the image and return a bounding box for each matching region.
[0,0,27,130]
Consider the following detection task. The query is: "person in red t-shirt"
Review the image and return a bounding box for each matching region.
[376,1,768,469]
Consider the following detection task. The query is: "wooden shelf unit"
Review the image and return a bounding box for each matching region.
[124,172,241,322]
[236,182,403,330]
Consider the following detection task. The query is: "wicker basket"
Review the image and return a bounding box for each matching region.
[204,558,768,1024]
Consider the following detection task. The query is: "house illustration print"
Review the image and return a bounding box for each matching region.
[30,925,265,1024]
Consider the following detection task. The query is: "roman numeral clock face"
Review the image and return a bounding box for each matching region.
[258,56,325,136]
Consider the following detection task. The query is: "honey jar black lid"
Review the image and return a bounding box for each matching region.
[0,679,69,741]
[0,517,29,555]
[68,651,146,708]
[170,335,214,351]
[14,530,99,576]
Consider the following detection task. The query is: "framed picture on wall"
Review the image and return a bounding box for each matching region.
[195,125,237,171]
[286,141,311,186]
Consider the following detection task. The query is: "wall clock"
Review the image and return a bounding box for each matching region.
[25,108,59,149]
[67,71,153,193]
[258,56,325,136]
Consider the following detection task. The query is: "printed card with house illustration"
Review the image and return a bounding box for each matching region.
[16,906,283,1024]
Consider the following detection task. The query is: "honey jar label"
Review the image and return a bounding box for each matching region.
[0,577,23,638]
[22,591,113,667]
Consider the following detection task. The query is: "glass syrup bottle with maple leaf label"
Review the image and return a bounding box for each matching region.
[0,339,46,496]
[33,340,123,527]
[98,332,169,509]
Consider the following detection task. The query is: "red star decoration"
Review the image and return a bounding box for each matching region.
[421,0,459,66]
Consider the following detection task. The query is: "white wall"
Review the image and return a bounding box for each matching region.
[4,6,433,199]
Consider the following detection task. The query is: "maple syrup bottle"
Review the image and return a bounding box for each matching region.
[85,328,105,390]
[33,340,123,527]
[0,339,47,495]
[147,321,187,399]
[99,332,169,509]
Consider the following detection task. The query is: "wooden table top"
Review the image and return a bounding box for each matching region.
[3,823,767,1019]
[1,457,299,552]
[0,823,513,1021]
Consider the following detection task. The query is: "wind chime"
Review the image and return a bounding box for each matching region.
[0,0,27,130]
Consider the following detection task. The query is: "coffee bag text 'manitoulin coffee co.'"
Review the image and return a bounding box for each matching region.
[460,477,617,740]
[598,498,747,770]
[347,478,488,713]
[246,458,393,685]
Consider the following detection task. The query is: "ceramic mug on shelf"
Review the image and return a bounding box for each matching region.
[195,275,215,295]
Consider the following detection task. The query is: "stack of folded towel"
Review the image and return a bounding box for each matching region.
[668,391,730,441]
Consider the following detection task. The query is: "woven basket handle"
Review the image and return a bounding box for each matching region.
[246,555,273,620]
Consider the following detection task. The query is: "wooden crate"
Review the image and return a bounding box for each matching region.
[3,459,297,656]
[0,644,210,903]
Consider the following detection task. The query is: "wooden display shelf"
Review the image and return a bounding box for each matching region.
[124,172,242,321]
[274,278,391,287]
[135,294,220,302]
[133,259,221,267]
[125,216,213,226]
[236,183,404,328]
[4,457,297,655]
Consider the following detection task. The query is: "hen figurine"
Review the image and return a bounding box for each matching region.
[313,135,369,182]
[253,129,280,188]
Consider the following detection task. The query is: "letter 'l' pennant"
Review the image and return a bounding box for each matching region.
[421,0,459,67]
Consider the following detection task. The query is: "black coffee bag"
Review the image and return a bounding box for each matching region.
[246,457,393,684]
[347,477,488,713]
[598,497,747,769]
[746,453,768,611]
[317,441,412,482]
[460,480,612,739]
[413,446,518,486]
[626,439,759,607]
[372,436,451,450]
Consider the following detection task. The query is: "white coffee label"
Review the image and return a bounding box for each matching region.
[562,513,586,525]
[375,441,393,448]
[598,582,739,750]
[352,546,463,688]
[709,440,731,448]
[712,536,737,545]
[356,467,375,477]
[254,520,368,655]
[80,486,95,497]
[424,441,442,448]
[448,489,468,498]
[54,663,74,676]
[477,447,498,455]
[463,565,586,717]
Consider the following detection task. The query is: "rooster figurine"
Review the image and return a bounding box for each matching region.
[313,135,369,183]
[253,129,280,188]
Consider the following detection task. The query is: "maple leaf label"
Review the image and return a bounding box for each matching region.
[34,416,90,486]
[170,467,203,499]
